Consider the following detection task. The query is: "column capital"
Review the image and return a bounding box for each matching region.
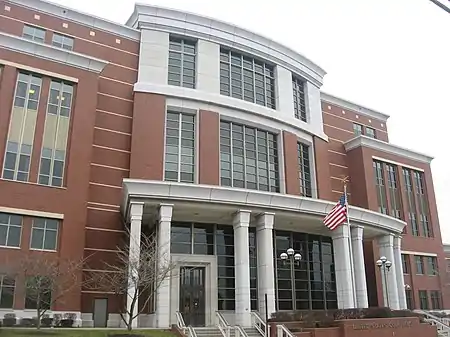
[351,225,364,240]
[331,224,350,240]
[393,235,402,249]
[130,202,144,222]
[378,233,395,247]
[159,203,174,222]
[256,212,275,230]
[233,209,251,228]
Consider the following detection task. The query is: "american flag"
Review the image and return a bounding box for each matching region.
[323,194,347,230]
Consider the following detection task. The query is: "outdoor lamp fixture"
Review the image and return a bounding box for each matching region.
[376,256,392,307]
[404,284,411,290]
[280,248,302,310]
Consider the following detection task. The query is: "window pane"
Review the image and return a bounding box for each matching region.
[44,230,57,250]
[31,228,44,249]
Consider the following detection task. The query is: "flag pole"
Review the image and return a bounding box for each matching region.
[343,177,357,307]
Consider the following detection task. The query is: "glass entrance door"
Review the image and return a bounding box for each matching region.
[179,267,206,327]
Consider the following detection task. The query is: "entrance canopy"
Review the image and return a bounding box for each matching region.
[121,179,405,238]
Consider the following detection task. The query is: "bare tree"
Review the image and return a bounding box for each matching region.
[87,228,177,331]
[5,253,88,329]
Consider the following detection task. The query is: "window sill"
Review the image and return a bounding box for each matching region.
[29,248,57,253]
[0,245,21,250]
[0,178,67,190]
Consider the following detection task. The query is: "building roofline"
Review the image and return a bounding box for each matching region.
[126,3,326,86]
[321,92,390,122]
[344,135,434,164]
[6,0,140,41]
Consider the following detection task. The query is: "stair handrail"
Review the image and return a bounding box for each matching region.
[423,317,450,336]
[176,311,187,333]
[416,310,450,326]
[251,311,267,337]
[216,311,231,337]
[187,325,198,337]
[276,324,296,337]
[235,325,250,337]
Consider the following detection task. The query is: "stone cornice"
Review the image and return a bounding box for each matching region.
[0,32,109,73]
[321,92,390,122]
[122,180,406,235]
[127,3,326,87]
[7,0,140,40]
[344,135,433,164]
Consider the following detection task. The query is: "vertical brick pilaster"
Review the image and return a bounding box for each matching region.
[0,66,17,170]
[282,130,300,195]
[130,93,165,180]
[198,110,219,185]
[313,136,333,201]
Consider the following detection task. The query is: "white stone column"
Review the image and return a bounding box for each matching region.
[378,234,400,309]
[156,203,174,328]
[351,225,369,308]
[138,30,169,84]
[197,40,220,93]
[332,224,355,309]
[127,202,144,328]
[393,236,407,309]
[233,210,252,327]
[256,212,276,318]
[275,66,295,118]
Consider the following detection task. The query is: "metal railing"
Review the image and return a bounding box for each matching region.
[251,311,267,337]
[176,311,187,334]
[235,325,249,337]
[416,310,450,327]
[216,311,231,337]
[276,324,296,337]
[187,326,199,337]
[424,318,450,337]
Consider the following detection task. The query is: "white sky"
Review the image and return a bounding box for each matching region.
[53,0,449,241]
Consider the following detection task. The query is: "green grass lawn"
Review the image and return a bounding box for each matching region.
[0,329,175,337]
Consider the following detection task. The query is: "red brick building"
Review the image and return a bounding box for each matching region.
[0,0,446,329]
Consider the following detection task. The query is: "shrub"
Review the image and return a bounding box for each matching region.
[3,313,16,327]
[53,314,62,327]
[41,314,53,327]
[19,317,38,327]
[60,313,77,328]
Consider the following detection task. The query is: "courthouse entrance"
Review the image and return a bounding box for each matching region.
[179,267,206,326]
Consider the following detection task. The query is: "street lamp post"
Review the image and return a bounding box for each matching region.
[376,256,392,308]
[280,248,302,310]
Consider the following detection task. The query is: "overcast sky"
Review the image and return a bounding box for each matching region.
[53,0,449,241]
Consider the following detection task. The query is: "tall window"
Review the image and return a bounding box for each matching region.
[426,256,438,276]
[249,228,258,310]
[220,48,275,109]
[3,73,41,182]
[0,275,15,308]
[38,80,73,187]
[365,127,376,138]
[220,121,279,192]
[386,164,402,219]
[401,254,409,274]
[22,25,45,43]
[292,77,306,122]
[430,291,442,310]
[0,213,22,248]
[51,33,74,51]
[405,289,413,310]
[373,161,387,214]
[168,36,196,89]
[274,231,337,310]
[353,123,363,136]
[418,290,429,310]
[30,218,59,251]
[297,142,312,197]
[403,168,419,236]
[164,112,196,183]
[415,256,424,274]
[414,171,432,237]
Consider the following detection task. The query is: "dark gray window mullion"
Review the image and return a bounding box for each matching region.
[243,126,247,189]
[230,122,234,187]
[306,234,312,310]
[266,134,271,191]
[320,238,326,310]
[177,114,182,182]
